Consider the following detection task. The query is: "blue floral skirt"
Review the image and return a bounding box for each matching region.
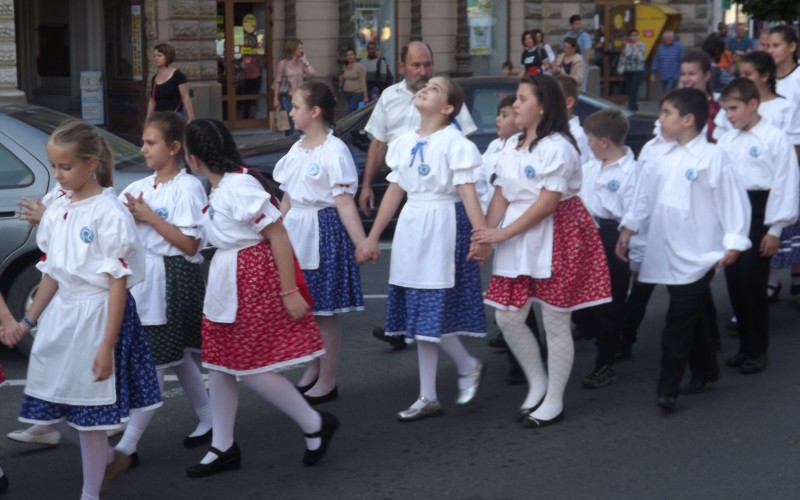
[20,292,162,431]
[303,207,364,316]
[771,219,800,268]
[385,202,486,342]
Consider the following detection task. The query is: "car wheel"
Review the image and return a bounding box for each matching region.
[6,264,40,357]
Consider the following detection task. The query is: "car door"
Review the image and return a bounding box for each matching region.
[0,131,50,269]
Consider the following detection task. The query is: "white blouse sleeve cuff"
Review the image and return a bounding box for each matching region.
[97,256,135,280]
[537,177,569,194]
[723,233,752,252]
[453,170,479,186]
[252,202,282,233]
[767,223,786,238]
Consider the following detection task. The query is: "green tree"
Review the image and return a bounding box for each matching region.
[733,0,800,21]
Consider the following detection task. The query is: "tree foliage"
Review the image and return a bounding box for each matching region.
[733,0,800,22]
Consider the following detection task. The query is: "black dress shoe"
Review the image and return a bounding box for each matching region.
[303,411,340,466]
[186,443,241,478]
[296,377,319,394]
[514,397,545,422]
[740,355,767,374]
[656,395,676,411]
[522,411,564,428]
[304,386,338,405]
[726,353,747,368]
[487,332,508,349]
[0,472,9,494]
[372,327,406,349]
[183,429,212,448]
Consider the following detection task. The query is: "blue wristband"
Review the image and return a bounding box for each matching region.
[21,316,36,329]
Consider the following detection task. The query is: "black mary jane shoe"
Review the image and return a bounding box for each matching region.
[523,411,564,429]
[0,472,9,494]
[296,377,319,394]
[183,429,213,449]
[304,386,339,405]
[513,397,545,422]
[186,443,241,478]
[303,411,340,467]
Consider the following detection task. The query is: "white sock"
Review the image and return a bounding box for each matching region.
[439,336,478,390]
[410,341,439,409]
[201,370,239,464]
[240,372,322,451]
[78,430,108,500]
[51,420,80,446]
[531,307,574,420]
[172,353,212,437]
[496,304,548,409]
[115,369,164,456]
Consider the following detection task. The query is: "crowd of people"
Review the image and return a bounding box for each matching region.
[0,20,799,500]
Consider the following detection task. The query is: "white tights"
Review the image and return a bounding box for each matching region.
[409,336,478,410]
[51,421,112,500]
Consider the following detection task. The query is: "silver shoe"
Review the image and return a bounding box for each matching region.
[7,429,61,446]
[455,360,486,405]
[397,396,444,422]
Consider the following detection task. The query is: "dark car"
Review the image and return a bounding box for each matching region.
[240,76,656,230]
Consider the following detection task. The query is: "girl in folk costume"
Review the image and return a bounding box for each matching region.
[105,112,212,482]
[473,75,611,428]
[357,77,491,421]
[183,119,338,477]
[274,81,365,404]
[7,120,162,500]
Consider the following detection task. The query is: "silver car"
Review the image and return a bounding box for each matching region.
[0,104,151,354]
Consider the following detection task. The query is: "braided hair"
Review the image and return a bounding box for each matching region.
[185,118,280,197]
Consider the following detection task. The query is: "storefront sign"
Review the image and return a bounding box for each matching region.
[131,6,143,81]
[80,71,105,125]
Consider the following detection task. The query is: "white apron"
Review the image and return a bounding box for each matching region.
[129,252,167,325]
[283,203,323,270]
[492,200,555,279]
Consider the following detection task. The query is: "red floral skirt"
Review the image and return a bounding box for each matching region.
[202,241,324,375]
[485,196,612,312]
[0,363,5,385]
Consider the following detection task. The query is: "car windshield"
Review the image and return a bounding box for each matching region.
[334,101,375,137]
[8,108,146,170]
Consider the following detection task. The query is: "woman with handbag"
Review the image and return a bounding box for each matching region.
[273,38,317,136]
[148,43,195,122]
[619,30,646,111]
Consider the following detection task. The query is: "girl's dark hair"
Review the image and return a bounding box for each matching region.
[741,51,777,95]
[768,25,799,62]
[438,76,465,121]
[185,118,278,196]
[521,30,535,46]
[497,94,516,113]
[297,80,337,127]
[49,119,114,188]
[681,49,713,97]
[517,75,578,153]
[145,111,185,152]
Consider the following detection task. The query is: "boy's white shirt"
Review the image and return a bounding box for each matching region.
[622,133,752,285]
[578,146,639,221]
[716,118,800,237]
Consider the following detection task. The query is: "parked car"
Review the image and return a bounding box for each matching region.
[0,104,152,355]
[240,76,657,231]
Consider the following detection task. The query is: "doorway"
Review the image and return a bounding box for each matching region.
[217,1,272,129]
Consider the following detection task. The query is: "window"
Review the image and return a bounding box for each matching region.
[470,89,513,134]
[0,145,34,189]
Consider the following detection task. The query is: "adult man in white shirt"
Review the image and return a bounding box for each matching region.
[358,40,476,347]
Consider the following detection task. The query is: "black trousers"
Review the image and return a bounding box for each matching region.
[658,269,719,397]
[573,218,630,367]
[725,190,770,358]
[619,280,656,347]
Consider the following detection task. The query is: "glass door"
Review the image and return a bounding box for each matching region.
[217,1,272,129]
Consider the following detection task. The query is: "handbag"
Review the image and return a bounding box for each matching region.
[270,109,291,132]
[278,61,290,95]
[617,54,627,75]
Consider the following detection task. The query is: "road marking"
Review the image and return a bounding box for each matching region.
[364,294,388,299]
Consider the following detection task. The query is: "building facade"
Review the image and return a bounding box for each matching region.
[3,0,719,141]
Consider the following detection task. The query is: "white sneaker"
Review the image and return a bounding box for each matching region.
[7,429,61,446]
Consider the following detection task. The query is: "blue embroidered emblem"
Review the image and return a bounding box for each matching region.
[748,146,760,158]
[685,168,698,181]
[524,165,536,179]
[155,207,169,220]
[607,179,620,192]
[418,163,431,176]
[80,226,94,243]
[307,163,320,176]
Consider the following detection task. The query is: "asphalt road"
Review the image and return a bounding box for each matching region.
[1,253,799,499]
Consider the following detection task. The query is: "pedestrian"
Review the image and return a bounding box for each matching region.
[717,78,799,375]
[552,38,586,87]
[519,29,554,77]
[701,34,736,94]
[473,74,612,428]
[617,88,751,412]
[183,119,338,477]
[148,43,195,122]
[650,30,684,93]
[729,22,756,56]
[356,76,490,421]
[273,38,317,136]
[765,26,800,301]
[357,40,477,348]
[273,80,365,403]
[361,41,393,101]
[7,119,163,499]
[501,61,514,76]
[563,15,592,91]
[619,29,647,110]
[576,109,639,389]
[103,112,212,490]
[338,47,369,113]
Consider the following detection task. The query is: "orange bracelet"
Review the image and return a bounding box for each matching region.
[280,287,299,297]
